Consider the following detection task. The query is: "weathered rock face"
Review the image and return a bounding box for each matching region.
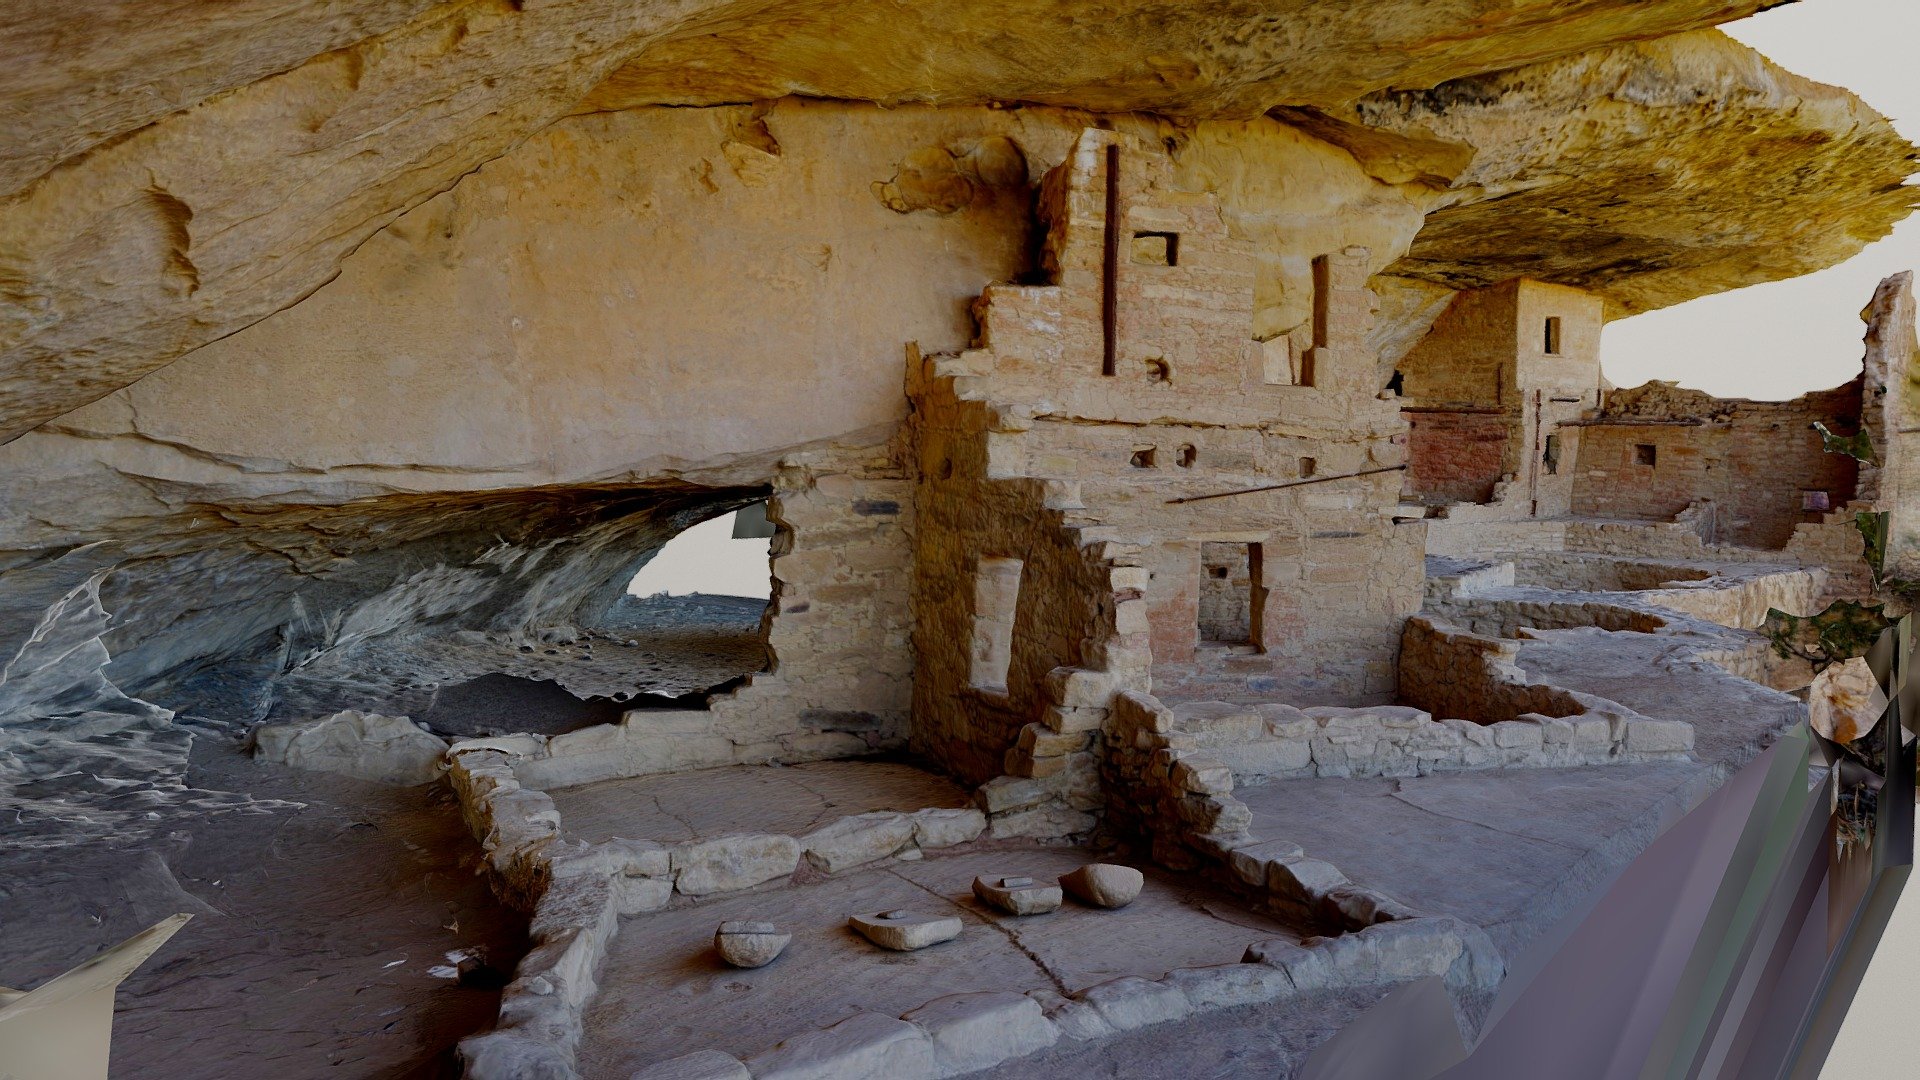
[253,710,450,785]
[1,482,762,707]
[0,3,1902,444]
[1346,31,1920,317]
[0,100,1423,730]
[576,0,1779,116]
[0,4,1915,836]
[4,102,1419,496]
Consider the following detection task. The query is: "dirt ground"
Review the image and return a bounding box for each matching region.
[0,727,526,1080]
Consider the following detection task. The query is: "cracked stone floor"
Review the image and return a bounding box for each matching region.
[1238,763,1718,963]
[972,983,1395,1080]
[575,848,1305,1078]
[546,758,973,845]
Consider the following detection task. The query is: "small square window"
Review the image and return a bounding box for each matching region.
[1299,456,1317,478]
[1130,447,1157,469]
[1131,231,1179,266]
[1633,443,1657,467]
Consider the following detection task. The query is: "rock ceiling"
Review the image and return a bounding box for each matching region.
[0,0,1913,444]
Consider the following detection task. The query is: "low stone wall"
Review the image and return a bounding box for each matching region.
[448,747,626,1076]
[1400,615,1597,725]
[631,915,1501,1080]
[1428,552,1825,631]
[1419,556,1820,693]
[968,665,1119,842]
[446,740,992,1079]
[1165,698,1691,785]
[1424,513,1872,604]
[478,709,901,792]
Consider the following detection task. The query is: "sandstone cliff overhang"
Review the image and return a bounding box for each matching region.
[1315,31,1920,318]
[0,1,1912,445]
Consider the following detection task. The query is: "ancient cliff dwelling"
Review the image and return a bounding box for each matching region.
[3,3,1919,1078]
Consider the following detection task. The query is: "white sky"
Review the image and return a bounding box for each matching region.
[625,510,771,598]
[1601,0,1920,401]
[1583,6,1920,1066]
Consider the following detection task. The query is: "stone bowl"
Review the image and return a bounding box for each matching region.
[715,920,791,968]
[849,909,963,950]
[972,874,1063,916]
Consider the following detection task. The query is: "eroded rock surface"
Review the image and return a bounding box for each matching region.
[253,710,449,786]
[0,3,1908,442]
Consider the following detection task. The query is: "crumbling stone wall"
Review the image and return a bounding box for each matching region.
[707,466,915,762]
[909,128,1425,802]
[463,465,919,788]
[1855,274,1920,579]
[1568,380,1862,548]
[906,439,1115,785]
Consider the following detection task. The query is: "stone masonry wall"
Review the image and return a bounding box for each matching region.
[907,127,1425,812]
[457,461,919,791]
[707,464,916,760]
[1858,273,1920,579]
[1425,514,1875,605]
[1397,615,1587,723]
[906,386,1121,787]
[1569,381,1862,549]
[1404,409,1507,504]
[1395,279,1603,519]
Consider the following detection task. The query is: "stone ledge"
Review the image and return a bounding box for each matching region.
[612,913,1501,1080]
[1163,687,1693,786]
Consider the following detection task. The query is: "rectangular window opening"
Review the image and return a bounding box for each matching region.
[1544,316,1563,356]
[1299,456,1317,478]
[1199,542,1263,650]
[1130,231,1179,266]
[969,557,1024,692]
[1130,447,1157,469]
[1633,443,1657,468]
[1542,433,1561,476]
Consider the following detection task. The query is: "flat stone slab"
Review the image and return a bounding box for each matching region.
[548,759,971,845]
[675,833,802,895]
[631,1049,752,1079]
[574,848,1302,1077]
[252,710,447,786]
[1513,628,1801,770]
[972,875,1063,916]
[1237,763,1714,961]
[849,909,963,951]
